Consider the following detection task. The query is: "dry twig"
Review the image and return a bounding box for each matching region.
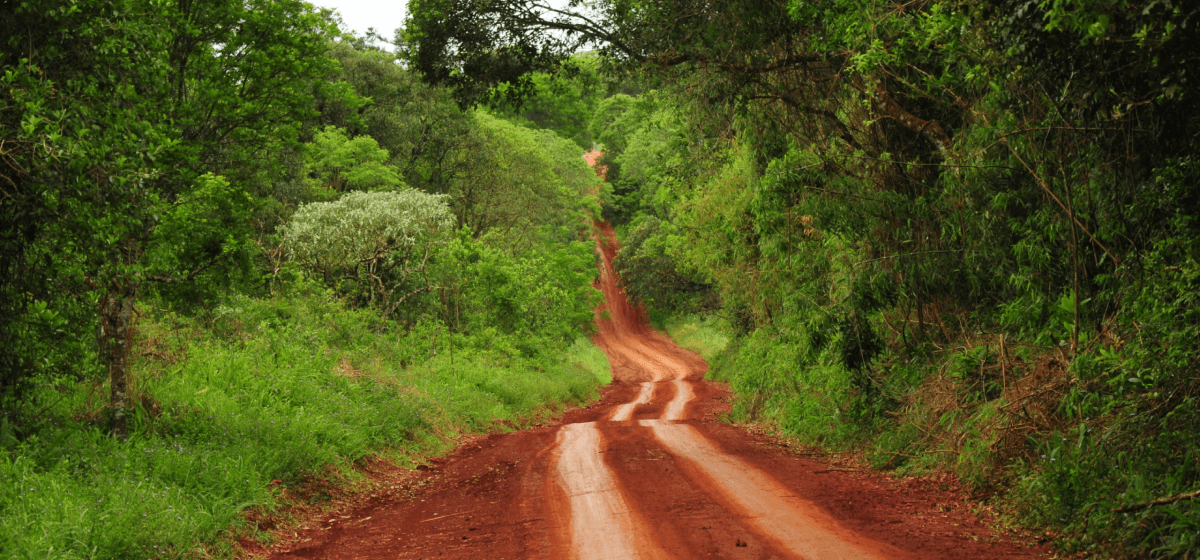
[1112,488,1200,514]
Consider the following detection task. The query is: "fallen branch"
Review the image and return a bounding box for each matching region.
[420,511,472,522]
[1112,488,1200,513]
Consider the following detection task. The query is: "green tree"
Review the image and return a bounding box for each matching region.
[495,54,606,149]
[321,41,476,195]
[588,93,655,154]
[1,0,334,434]
[449,113,584,244]
[432,230,599,343]
[307,126,402,191]
[281,190,455,319]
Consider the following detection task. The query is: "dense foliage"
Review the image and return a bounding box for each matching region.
[6,0,1200,556]
[1,1,608,557]
[0,284,609,558]
[407,0,1200,556]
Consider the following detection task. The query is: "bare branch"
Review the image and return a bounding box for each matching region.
[1113,488,1200,514]
[146,250,232,284]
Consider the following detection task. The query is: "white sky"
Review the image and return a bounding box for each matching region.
[310,0,582,49]
[312,0,409,44]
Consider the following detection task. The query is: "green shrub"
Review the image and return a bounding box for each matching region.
[0,285,606,559]
[662,314,730,364]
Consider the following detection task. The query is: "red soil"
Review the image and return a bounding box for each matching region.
[259,218,1050,559]
[583,150,608,180]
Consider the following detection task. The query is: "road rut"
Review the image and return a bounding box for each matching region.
[263,222,1048,560]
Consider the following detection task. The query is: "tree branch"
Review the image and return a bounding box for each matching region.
[1002,140,1121,265]
[146,250,232,284]
[1112,488,1200,513]
[748,94,863,151]
[868,75,952,154]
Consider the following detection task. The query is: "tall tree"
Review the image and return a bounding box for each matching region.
[321,41,477,195]
[1,0,334,434]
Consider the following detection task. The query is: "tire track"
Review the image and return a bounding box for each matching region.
[641,420,895,560]
[661,380,693,421]
[553,422,657,560]
[565,220,900,559]
[610,382,655,422]
[261,218,1048,560]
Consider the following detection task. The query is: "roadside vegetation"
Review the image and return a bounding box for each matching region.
[7,0,1200,557]
[406,0,1200,557]
[1,2,610,558]
[2,287,607,558]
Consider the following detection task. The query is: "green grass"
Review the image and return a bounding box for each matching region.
[0,287,607,559]
[670,308,1200,557]
[566,336,613,385]
[661,314,730,365]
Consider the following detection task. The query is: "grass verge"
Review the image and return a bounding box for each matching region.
[660,314,731,365]
[0,284,608,559]
[692,315,1200,557]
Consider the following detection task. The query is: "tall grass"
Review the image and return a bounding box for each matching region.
[0,284,608,559]
[661,314,730,365]
[670,306,1200,556]
[566,336,613,385]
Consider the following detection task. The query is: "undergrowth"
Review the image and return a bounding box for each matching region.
[661,314,730,364]
[677,310,1199,558]
[0,282,609,559]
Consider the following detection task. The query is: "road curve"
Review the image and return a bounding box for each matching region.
[566,222,902,559]
[261,222,1048,560]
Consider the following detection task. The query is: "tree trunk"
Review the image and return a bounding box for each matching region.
[99,279,139,437]
[868,74,952,155]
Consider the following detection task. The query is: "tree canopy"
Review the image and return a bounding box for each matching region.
[403,0,1200,555]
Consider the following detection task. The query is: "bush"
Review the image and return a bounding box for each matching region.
[0,284,608,559]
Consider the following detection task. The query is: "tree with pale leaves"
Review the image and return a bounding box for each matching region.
[281,190,454,319]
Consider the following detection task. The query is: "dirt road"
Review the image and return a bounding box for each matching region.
[264,223,1047,559]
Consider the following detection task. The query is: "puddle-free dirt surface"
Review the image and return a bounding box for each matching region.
[262,222,1049,559]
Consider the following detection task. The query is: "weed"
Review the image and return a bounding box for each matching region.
[0,287,606,559]
[662,314,731,364]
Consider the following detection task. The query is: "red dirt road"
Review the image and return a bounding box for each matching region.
[264,223,1049,560]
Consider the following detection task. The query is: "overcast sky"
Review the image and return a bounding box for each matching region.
[312,0,409,44]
